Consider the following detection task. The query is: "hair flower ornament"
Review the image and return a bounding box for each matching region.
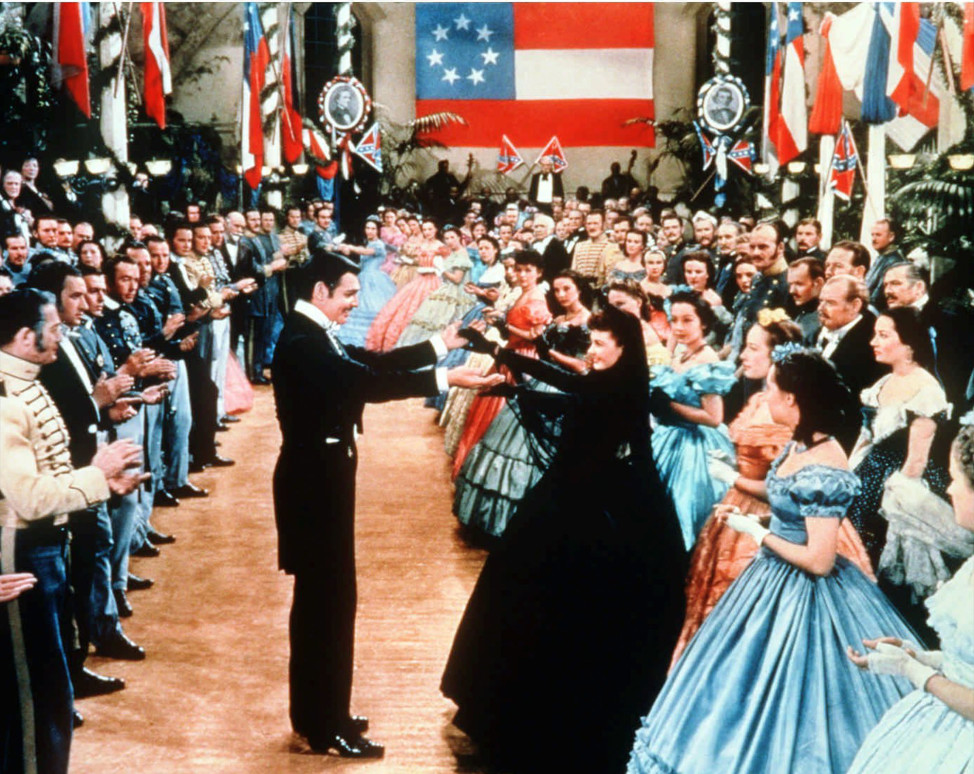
[770,342,807,364]
[757,307,790,327]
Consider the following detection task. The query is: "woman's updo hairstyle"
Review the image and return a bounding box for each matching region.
[771,348,854,446]
[554,269,594,310]
[605,280,651,321]
[752,314,803,350]
[881,306,935,373]
[669,288,716,334]
[513,248,545,271]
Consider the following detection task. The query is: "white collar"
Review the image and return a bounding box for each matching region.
[103,295,121,311]
[821,313,862,341]
[913,294,929,311]
[295,298,340,334]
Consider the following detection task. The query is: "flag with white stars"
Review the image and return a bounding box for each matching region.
[415,3,656,147]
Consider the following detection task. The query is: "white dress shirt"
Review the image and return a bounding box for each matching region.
[817,314,862,360]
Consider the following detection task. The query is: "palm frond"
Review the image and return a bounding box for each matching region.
[622,116,655,127]
[409,111,468,134]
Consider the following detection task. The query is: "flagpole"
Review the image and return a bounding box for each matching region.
[816,134,836,249]
[273,2,297,144]
[99,2,131,234]
[113,2,134,98]
[857,124,883,246]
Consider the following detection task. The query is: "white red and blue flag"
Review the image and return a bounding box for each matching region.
[728,139,755,174]
[762,2,782,165]
[242,2,269,190]
[353,124,383,173]
[415,3,655,147]
[776,1,807,165]
[52,2,91,118]
[829,121,858,201]
[141,2,171,129]
[497,135,523,174]
[693,122,716,170]
[534,136,567,170]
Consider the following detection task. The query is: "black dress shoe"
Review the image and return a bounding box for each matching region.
[132,541,160,558]
[73,709,84,729]
[126,574,154,591]
[189,461,207,473]
[72,667,125,698]
[250,375,270,385]
[95,630,146,661]
[221,414,241,423]
[308,733,384,759]
[113,588,133,618]
[216,423,230,432]
[204,454,235,468]
[154,489,180,507]
[172,483,208,498]
[147,528,176,545]
[348,716,369,735]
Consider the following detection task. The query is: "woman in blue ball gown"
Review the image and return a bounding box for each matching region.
[336,216,396,348]
[628,348,919,774]
[845,425,974,774]
[650,289,736,549]
[444,307,687,774]
[453,270,592,545]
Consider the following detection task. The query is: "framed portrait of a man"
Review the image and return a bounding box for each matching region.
[319,76,371,133]
[698,76,749,135]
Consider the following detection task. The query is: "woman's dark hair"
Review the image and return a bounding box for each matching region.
[750,318,803,349]
[669,288,716,334]
[441,224,460,238]
[552,269,594,310]
[880,306,935,373]
[681,250,716,288]
[624,228,647,250]
[513,249,544,271]
[477,234,500,253]
[77,240,107,266]
[772,349,853,447]
[605,280,651,321]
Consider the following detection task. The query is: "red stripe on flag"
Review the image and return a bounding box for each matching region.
[417,99,654,147]
[513,3,653,49]
[58,3,91,118]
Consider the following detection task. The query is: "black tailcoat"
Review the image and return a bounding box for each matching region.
[270,307,442,739]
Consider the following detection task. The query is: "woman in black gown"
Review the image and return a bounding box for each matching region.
[443,307,688,773]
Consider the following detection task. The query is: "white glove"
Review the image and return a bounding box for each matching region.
[898,642,945,670]
[725,512,770,546]
[866,642,938,690]
[707,451,739,487]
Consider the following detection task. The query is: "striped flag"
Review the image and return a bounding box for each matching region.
[414,3,655,147]
[886,2,938,128]
[141,2,172,129]
[964,2,974,91]
[762,2,783,165]
[242,2,269,189]
[862,4,897,124]
[775,2,807,165]
[497,135,523,174]
[279,4,302,163]
[52,2,91,118]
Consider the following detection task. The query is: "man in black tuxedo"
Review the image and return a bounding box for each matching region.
[272,249,500,758]
[815,275,888,450]
[528,157,564,214]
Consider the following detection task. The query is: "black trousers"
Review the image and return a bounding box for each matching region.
[185,349,218,463]
[289,566,357,740]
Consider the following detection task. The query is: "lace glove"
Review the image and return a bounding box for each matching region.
[459,327,499,356]
[725,512,770,546]
[707,450,739,487]
[866,642,939,690]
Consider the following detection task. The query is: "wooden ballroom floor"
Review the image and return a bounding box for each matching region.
[73,387,489,773]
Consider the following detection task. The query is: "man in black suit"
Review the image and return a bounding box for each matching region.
[272,250,500,758]
[815,275,888,450]
[528,157,564,214]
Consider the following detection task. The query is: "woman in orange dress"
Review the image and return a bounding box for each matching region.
[450,249,551,478]
[365,219,446,351]
[670,318,875,666]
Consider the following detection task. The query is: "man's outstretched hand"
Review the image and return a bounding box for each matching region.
[446,367,506,390]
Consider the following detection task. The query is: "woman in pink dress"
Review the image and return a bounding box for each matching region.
[451,249,551,478]
[391,216,424,287]
[379,208,405,275]
[365,220,446,352]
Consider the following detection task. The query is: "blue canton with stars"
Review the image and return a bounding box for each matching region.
[415,3,515,100]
